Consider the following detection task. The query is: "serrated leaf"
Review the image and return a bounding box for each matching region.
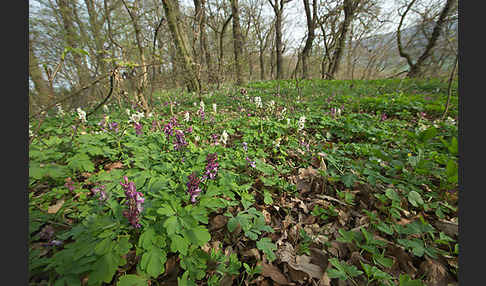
[138,227,156,250]
[256,237,277,262]
[263,190,273,204]
[341,173,357,188]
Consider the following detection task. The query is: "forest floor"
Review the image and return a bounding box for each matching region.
[29,78,458,286]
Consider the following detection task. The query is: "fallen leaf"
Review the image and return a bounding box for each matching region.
[104,161,123,172]
[419,258,452,286]
[209,215,228,231]
[433,220,458,237]
[319,272,331,286]
[242,248,261,261]
[261,263,292,285]
[48,199,64,214]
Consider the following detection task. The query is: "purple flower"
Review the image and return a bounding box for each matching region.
[91,185,107,201]
[246,157,256,168]
[186,126,193,133]
[109,122,119,133]
[65,181,75,192]
[151,120,157,131]
[164,117,178,137]
[187,172,202,203]
[134,122,143,135]
[199,107,205,121]
[174,130,188,150]
[120,176,144,228]
[205,153,219,180]
[242,142,248,152]
[381,113,388,121]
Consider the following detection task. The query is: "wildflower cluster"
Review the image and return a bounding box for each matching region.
[76,107,87,123]
[120,176,144,228]
[213,103,217,114]
[204,153,219,180]
[91,185,107,201]
[56,104,65,117]
[187,172,202,203]
[184,111,190,122]
[221,130,229,145]
[298,115,306,131]
[174,130,188,150]
[134,122,143,135]
[103,104,109,113]
[254,96,262,108]
[164,117,178,137]
[129,111,144,123]
[330,107,342,117]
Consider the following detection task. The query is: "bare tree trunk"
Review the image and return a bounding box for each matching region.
[218,14,233,87]
[259,47,265,80]
[301,0,317,79]
[84,0,106,76]
[326,0,359,79]
[56,0,91,105]
[268,0,291,80]
[162,0,200,93]
[29,36,52,107]
[231,0,245,85]
[121,0,150,111]
[397,0,455,78]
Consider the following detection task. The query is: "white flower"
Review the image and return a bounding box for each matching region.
[56,104,65,117]
[129,111,144,123]
[184,111,190,122]
[29,124,33,137]
[254,97,262,108]
[298,115,306,131]
[147,112,153,118]
[212,103,217,114]
[193,102,197,107]
[337,108,342,116]
[126,109,131,116]
[221,130,229,145]
[76,107,87,123]
[274,137,282,148]
[102,104,109,113]
[287,118,291,126]
[268,100,275,110]
[446,116,456,125]
[200,100,205,112]
[195,135,200,142]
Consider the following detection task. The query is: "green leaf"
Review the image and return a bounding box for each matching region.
[341,173,357,188]
[407,191,424,207]
[170,234,189,255]
[94,237,114,256]
[256,237,277,262]
[157,204,175,216]
[67,153,95,172]
[117,274,148,286]
[163,216,181,235]
[385,189,400,202]
[183,226,211,246]
[89,252,120,284]
[138,227,156,250]
[263,190,273,204]
[140,247,167,278]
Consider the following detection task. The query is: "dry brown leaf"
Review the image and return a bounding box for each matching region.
[262,209,272,224]
[309,248,329,270]
[433,220,458,237]
[209,215,228,231]
[291,255,324,279]
[261,263,292,285]
[104,161,123,172]
[47,199,65,214]
[319,272,331,286]
[419,258,452,286]
[242,248,261,261]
